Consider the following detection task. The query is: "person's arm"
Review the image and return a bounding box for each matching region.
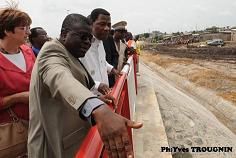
[39,50,95,110]
[107,60,120,77]
[80,97,142,157]
[106,61,113,73]
[94,81,101,89]
[95,82,110,95]
[98,94,115,105]
[110,68,120,77]
[92,105,143,158]
[0,45,34,110]
[79,97,104,124]
[0,92,29,110]
[92,80,110,95]
[106,57,120,78]
[40,47,143,157]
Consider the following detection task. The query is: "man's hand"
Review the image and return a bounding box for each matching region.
[92,105,143,158]
[127,47,136,55]
[98,94,115,106]
[111,68,121,78]
[98,83,111,95]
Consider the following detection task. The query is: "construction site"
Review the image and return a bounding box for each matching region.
[135,41,236,158]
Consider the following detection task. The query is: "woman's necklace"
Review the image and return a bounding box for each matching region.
[0,47,20,54]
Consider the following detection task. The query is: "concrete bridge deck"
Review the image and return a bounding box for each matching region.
[133,63,172,158]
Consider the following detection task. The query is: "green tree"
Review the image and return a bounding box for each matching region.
[143,33,150,38]
[154,35,163,42]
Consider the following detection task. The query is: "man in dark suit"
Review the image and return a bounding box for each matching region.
[103,30,119,87]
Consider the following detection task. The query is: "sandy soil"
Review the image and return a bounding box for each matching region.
[140,45,236,157]
[141,49,236,105]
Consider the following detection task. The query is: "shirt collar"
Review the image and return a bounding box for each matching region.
[32,46,40,56]
[92,36,102,48]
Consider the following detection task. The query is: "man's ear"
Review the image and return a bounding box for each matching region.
[60,30,67,39]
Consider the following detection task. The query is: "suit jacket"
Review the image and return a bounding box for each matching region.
[28,39,95,158]
[103,35,119,87]
[103,35,119,69]
[115,41,127,71]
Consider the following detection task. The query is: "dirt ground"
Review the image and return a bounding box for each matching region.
[141,44,236,104]
[140,44,236,157]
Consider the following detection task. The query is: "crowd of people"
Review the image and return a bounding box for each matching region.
[0,5,142,158]
[162,34,200,46]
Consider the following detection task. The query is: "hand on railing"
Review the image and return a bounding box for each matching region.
[92,105,143,158]
[98,94,116,108]
[111,68,122,78]
[98,83,111,95]
[127,47,136,55]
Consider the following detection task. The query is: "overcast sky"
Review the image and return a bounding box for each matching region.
[1,0,235,37]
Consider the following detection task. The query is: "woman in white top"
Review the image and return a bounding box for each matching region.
[0,7,35,157]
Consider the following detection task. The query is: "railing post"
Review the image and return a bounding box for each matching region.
[133,54,138,94]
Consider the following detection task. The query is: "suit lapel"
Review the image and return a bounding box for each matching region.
[77,59,95,90]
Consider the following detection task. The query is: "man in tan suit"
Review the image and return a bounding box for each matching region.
[28,14,142,158]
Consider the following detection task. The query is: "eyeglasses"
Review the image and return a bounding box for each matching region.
[70,31,93,42]
[16,26,31,32]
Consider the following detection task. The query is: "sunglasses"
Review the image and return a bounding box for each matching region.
[63,28,93,42]
[71,31,93,42]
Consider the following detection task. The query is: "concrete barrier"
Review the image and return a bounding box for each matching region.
[133,63,172,158]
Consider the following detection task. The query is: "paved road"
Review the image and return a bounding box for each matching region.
[135,62,236,158]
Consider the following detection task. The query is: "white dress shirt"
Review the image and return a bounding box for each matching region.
[80,37,113,90]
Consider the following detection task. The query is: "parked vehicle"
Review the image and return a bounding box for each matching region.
[207,39,224,46]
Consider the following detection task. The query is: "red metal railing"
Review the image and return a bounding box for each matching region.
[75,55,137,158]
[133,53,138,94]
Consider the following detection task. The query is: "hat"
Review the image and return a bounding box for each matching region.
[112,21,127,30]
